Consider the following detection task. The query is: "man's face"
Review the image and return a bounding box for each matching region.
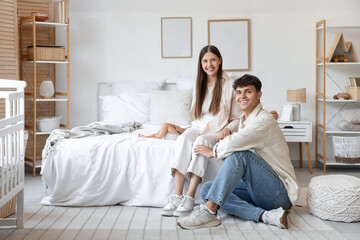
[235,85,262,114]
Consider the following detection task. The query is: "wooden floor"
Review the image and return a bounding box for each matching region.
[0,203,348,240]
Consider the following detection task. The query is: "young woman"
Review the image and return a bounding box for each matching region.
[162,45,241,217]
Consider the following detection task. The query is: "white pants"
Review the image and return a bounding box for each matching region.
[171,128,218,180]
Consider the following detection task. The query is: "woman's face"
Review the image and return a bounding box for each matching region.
[201,52,222,78]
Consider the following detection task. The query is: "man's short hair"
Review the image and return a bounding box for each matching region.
[233,74,262,92]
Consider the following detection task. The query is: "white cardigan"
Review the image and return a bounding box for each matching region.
[190,72,241,134]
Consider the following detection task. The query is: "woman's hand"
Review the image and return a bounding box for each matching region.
[217,128,231,142]
[194,145,214,158]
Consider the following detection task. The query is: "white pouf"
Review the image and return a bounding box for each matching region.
[307,175,360,222]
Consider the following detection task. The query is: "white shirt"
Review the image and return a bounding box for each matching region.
[191,86,215,131]
[213,103,299,204]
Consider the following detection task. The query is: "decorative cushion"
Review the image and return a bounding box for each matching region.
[337,121,360,131]
[99,92,150,124]
[150,89,192,126]
[337,109,360,124]
[307,175,360,222]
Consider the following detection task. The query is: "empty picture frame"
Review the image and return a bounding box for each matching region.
[208,19,250,71]
[161,17,192,58]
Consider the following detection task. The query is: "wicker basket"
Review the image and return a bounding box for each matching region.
[332,136,360,163]
[0,196,17,218]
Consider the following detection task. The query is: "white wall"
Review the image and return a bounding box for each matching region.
[67,0,360,163]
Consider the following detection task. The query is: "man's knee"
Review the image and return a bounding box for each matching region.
[201,181,213,201]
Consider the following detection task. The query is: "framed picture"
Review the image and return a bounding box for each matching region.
[161,17,192,58]
[208,19,250,71]
[280,104,293,122]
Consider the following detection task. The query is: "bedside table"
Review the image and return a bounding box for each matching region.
[278,120,313,173]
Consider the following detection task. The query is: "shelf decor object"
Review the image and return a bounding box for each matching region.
[326,33,358,63]
[39,80,55,98]
[287,88,306,121]
[208,19,250,71]
[161,17,192,58]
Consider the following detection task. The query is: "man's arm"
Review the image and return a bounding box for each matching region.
[214,119,267,160]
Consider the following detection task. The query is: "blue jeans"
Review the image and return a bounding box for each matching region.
[201,150,291,222]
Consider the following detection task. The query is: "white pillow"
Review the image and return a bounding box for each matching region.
[337,109,360,124]
[150,89,192,126]
[110,79,166,95]
[175,76,196,90]
[99,92,150,124]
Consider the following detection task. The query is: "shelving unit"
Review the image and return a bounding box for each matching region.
[315,19,360,172]
[20,16,70,176]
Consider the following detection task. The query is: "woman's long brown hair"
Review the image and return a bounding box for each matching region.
[194,45,223,119]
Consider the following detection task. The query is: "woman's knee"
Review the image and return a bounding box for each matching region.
[193,135,211,147]
[200,181,213,201]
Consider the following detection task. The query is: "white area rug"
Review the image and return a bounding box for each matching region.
[0,188,347,240]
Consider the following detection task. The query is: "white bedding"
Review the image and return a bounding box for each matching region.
[41,123,223,207]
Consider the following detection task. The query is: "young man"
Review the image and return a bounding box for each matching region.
[177,74,299,230]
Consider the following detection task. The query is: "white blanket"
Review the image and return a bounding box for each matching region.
[41,123,223,207]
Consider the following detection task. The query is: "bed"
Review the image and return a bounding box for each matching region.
[41,78,223,207]
[0,79,26,228]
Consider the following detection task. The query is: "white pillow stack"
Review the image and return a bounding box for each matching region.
[99,80,165,125]
[98,79,194,127]
[337,109,360,131]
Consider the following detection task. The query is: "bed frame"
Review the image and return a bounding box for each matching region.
[0,79,26,228]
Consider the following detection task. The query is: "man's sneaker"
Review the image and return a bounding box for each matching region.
[173,195,195,217]
[262,207,288,229]
[161,194,182,216]
[177,204,220,229]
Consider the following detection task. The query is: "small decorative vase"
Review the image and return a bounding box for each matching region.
[39,80,54,98]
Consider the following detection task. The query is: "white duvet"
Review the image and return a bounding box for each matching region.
[41,123,223,207]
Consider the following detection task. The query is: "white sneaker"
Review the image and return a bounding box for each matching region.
[161,194,182,216]
[173,195,195,217]
[177,204,220,230]
[262,207,288,229]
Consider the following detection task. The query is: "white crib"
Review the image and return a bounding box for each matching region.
[0,79,26,228]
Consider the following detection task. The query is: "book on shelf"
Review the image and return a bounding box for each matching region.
[349,77,360,87]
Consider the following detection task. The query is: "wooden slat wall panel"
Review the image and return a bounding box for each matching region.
[0,0,18,119]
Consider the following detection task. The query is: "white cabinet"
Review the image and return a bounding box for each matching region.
[315,19,360,172]
[278,120,313,173]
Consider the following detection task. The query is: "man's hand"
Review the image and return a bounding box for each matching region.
[194,145,214,158]
[217,128,231,142]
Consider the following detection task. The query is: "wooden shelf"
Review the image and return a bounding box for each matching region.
[23,21,68,27]
[25,60,69,64]
[317,128,360,134]
[318,159,360,166]
[317,62,360,66]
[315,19,360,172]
[25,98,69,102]
[317,25,360,30]
[317,98,360,103]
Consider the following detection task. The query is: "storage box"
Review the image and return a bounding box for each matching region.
[345,86,360,100]
[27,45,65,61]
[332,136,360,164]
[36,116,61,132]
